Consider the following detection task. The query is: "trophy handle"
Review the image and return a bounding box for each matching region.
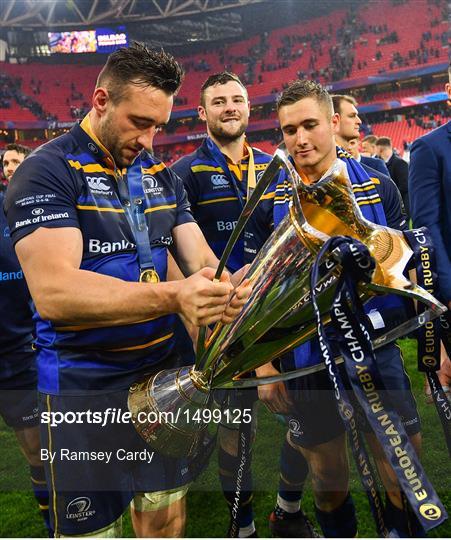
[196,152,284,362]
[215,358,345,389]
[211,300,446,390]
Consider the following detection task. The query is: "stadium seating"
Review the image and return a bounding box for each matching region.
[0,0,446,122]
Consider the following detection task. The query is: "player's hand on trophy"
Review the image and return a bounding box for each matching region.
[178,267,234,326]
[221,265,252,325]
[255,362,293,414]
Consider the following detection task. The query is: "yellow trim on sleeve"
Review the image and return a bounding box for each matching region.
[144,203,177,214]
[197,197,239,206]
[76,205,125,213]
[108,332,173,352]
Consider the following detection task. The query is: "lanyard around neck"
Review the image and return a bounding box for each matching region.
[116,156,159,282]
[206,138,256,208]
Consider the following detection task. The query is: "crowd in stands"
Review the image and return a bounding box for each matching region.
[0,0,447,170]
[0,72,56,122]
[0,0,447,121]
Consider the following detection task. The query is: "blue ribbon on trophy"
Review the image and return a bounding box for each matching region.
[404,227,451,455]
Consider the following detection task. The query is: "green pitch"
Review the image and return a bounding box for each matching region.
[0,339,449,537]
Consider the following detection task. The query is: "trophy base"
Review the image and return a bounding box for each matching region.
[128,366,211,458]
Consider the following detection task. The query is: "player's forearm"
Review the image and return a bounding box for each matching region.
[31,267,181,326]
[177,244,219,277]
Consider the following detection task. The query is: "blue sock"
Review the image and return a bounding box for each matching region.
[314,493,357,537]
[30,465,53,536]
[384,495,426,538]
[278,437,309,504]
[218,447,254,529]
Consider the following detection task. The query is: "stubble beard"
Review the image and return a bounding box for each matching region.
[98,113,127,168]
[209,119,247,145]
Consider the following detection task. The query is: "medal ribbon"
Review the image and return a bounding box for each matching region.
[117,155,159,281]
[205,138,258,268]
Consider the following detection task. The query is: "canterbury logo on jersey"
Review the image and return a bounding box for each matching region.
[211,174,229,187]
[86,176,111,192]
[89,238,135,253]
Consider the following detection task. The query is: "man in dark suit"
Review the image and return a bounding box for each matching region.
[409,65,451,398]
[376,136,410,217]
[331,94,390,176]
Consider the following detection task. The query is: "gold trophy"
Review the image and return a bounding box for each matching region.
[128,151,446,458]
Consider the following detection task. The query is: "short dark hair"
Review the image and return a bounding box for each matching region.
[362,134,377,144]
[375,136,392,148]
[200,72,247,107]
[276,79,333,117]
[96,41,184,103]
[330,94,358,115]
[4,143,32,157]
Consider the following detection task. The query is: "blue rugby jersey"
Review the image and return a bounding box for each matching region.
[4,119,195,395]
[171,138,275,272]
[358,162,407,232]
[273,155,408,371]
[0,191,34,377]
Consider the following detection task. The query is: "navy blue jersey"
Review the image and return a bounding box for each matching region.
[361,162,407,231]
[172,139,275,272]
[5,119,195,395]
[0,191,34,372]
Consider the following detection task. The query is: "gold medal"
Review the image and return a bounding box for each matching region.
[139,269,160,283]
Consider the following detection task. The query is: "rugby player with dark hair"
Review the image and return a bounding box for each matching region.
[2,143,31,183]
[260,79,424,537]
[172,72,314,538]
[331,94,390,177]
[332,95,407,229]
[5,43,251,538]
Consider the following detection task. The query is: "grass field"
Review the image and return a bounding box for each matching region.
[0,338,450,537]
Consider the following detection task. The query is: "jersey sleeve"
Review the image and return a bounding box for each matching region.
[367,167,407,231]
[171,155,199,207]
[171,169,196,227]
[4,150,80,245]
[379,174,407,230]
[409,137,451,302]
